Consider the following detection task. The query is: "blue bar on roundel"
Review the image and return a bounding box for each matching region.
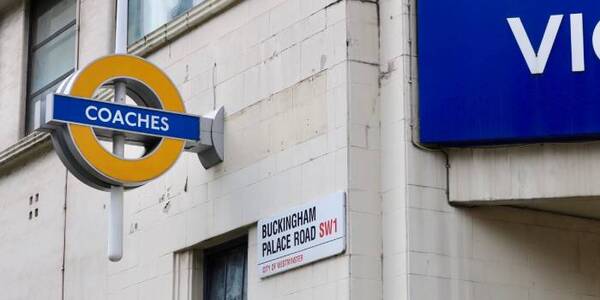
[51,94,200,141]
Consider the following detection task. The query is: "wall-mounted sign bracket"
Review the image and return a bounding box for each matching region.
[184,106,224,169]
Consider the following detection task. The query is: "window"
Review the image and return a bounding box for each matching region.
[128,0,206,44]
[204,239,248,300]
[26,0,76,133]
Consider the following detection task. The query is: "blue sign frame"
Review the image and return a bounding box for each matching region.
[48,94,201,141]
[418,1,600,145]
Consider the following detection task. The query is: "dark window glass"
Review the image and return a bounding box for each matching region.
[30,0,76,44]
[205,239,247,300]
[30,26,75,93]
[26,0,76,133]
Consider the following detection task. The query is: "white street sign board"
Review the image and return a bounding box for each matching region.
[257,192,346,278]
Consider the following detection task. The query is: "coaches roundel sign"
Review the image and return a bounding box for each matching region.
[36,55,224,190]
[418,1,600,145]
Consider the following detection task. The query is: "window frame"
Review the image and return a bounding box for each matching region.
[127,0,238,57]
[203,237,248,300]
[127,0,201,45]
[25,0,77,134]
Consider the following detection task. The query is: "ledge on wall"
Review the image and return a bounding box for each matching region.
[128,0,239,57]
[449,143,600,220]
[0,132,51,175]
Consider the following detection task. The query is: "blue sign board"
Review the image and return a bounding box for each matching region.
[50,94,200,141]
[418,1,600,145]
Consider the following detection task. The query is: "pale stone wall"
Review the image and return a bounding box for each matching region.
[0,4,68,300]
[0,150,66,300]
[67,0,354,299]
[449,144,600,203]
[0,1,27,143]
[0,0,355,298]
[408,205,600,299]
[1,0,600,299]
[345,0,382,297]
[379,0,600,299]
[378,0,412,296]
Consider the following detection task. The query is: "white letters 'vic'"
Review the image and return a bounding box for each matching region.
[507,15,564,74]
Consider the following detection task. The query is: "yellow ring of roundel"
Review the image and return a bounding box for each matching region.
[67,55,185,185]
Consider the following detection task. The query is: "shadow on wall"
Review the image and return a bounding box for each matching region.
[408,205,600,299]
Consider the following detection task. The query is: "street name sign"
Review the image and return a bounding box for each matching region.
[257,192,346,278]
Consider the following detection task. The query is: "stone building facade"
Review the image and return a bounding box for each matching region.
[0,0,599,299]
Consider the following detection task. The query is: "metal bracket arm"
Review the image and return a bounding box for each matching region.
[184,106,224,169]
